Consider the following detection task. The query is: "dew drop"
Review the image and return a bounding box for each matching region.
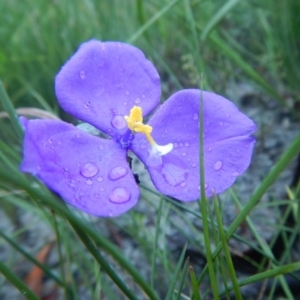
[109,187,131,204]
[123,102,127,106]
[219,121,223,126]
[193,113,198,120]
[181,152,187,157]
[191,163,197,168]
[197,185,200,191]
[205,183,208,189]
[111,115,126,129]
[79,71,86,79]
[69,180,76,188]
[135,97,141,104]
[208,147,212,151]
[140,142,146,149]
[232,171,239,176]
[80,162,99,178]
[99,145,104,150]
[142,94,145,98]
[214,160,223,171]
[161,163,189,186]
[86,179,93,185]
[108,166,128,181]
[180,182,187,188]
[97,176,103,182]
[184,142,190,147]
[48,138,52,144]
[125,90,130,95]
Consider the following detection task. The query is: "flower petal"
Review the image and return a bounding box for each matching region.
[131,89,256,200]
[55,40,161,139]
[20,118,139,217]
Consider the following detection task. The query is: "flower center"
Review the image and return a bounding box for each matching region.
[125,106,173,166]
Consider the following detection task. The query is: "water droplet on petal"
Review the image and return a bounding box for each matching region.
[214,161,223,171]
[161,163,189,186]
[99,145,104,150]
[205,183,208,189]
[80,163,99,178]
[219,121,223,126]
[181,152,187,157]
[135,97,141,104]
[97,176,103,182]
[108,166,128,180]
[109,187,131,204]
[69,180,76,188]
[140,142,146,149]
[48,138,52,144]
[180,182,187,188]
[86,179,93,185]
[123,102,127,106]
[191,163,197,168]
[125,90,130,95]
[79,71,86,79]
[111,115,126,129]
[193,113,198,120]
[184,142,190,147]
[208,147,212,151]
[232,172,239,176]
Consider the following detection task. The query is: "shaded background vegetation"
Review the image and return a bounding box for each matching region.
[0,0,300,299]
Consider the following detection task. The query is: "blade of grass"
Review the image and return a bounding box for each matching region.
[0,231,68,290]
[213,196,242,300]
[127,0,181,43]
[151,197,164,288]
[0,80,23,138]
[201,0,240,40]
[165,243,187,300]
[175,258,190,300]
[198,87,219,299]
[0,260,40,300]
[0,169,160,300]
[225,261,300,293]
[197,132,300,284]
[189,266,202,300]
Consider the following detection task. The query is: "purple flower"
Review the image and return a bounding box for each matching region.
[20,40,256,217]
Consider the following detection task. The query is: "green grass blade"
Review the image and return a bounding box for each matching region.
[213,196,242,300]
[127,0,181,43]
[198,132,300,284]
[199,88,219,299]
[189,266,202,300]
[201,0,240,40]
[0,231,67,289]
[0,259,40,300]
[175,258,190,300]
[165,243,187,300]
[0,80,23,138]
[227,262,300,293]
[0,170,160,300]
[207,33,284,105]
[151,197,164,288]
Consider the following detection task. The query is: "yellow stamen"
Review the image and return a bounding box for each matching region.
[124,106,155,145]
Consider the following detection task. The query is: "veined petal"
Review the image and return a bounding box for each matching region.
[55,40,161,139]
[20,118,139,217]
[131,89,256,200]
